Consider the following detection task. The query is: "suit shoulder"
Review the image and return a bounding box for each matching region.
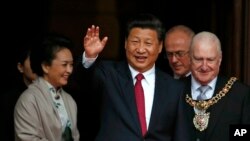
[220,76,249,89]
[219,76,250,96]
[156,68,185,88]
[98,60,127,72]
[233,79,250,91]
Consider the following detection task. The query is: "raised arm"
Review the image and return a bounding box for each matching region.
[83,25,108,58]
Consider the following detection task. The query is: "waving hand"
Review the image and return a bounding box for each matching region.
[83,25,108,58]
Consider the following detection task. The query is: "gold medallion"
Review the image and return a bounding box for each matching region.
[193,110,210,131]
[185,77,237,132]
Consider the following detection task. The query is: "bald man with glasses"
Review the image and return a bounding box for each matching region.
[164,25,194,79]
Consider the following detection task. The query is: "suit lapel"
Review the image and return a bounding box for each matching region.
[182,76,198,141]
[206,77,229,138]
[148,69,164,129]
[116,62,141,134]
[147,69,177,131]
[183,78,196,127]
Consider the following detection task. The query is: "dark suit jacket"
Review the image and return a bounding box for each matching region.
[181,76,250,141]
[84,60,186,141]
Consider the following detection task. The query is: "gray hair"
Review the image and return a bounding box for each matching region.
[190,31,222,56]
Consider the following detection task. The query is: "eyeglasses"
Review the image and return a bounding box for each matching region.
[166,51,189,59]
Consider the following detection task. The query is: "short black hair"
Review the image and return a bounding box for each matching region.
[125,13,165,41]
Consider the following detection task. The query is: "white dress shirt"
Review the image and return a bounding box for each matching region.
[129,65,155,129]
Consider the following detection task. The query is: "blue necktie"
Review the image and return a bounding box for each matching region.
[197,85,210,100]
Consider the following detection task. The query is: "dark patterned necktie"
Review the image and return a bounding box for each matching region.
[134,73,147,136]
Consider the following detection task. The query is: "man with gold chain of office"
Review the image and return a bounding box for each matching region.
[179,31,250,141]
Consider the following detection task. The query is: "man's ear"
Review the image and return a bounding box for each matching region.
[158,41,163,53]
[124,39,128,50]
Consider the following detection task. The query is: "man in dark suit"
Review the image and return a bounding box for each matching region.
[80,13,186,141]
[181,31,250,141]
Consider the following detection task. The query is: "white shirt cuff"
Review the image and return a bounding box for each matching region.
[82,52,97,68]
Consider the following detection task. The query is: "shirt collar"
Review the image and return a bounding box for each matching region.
[43,78,62,94]
[191,75,217,91]
[174,71,191,79]
[128,64,155,84]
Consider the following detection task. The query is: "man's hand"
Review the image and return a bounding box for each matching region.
[83,25,108,58]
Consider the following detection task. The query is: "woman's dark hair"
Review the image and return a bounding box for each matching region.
[17,48,31,65]
[30,33,74,76]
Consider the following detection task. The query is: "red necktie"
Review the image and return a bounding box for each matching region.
[134,73,147,136]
